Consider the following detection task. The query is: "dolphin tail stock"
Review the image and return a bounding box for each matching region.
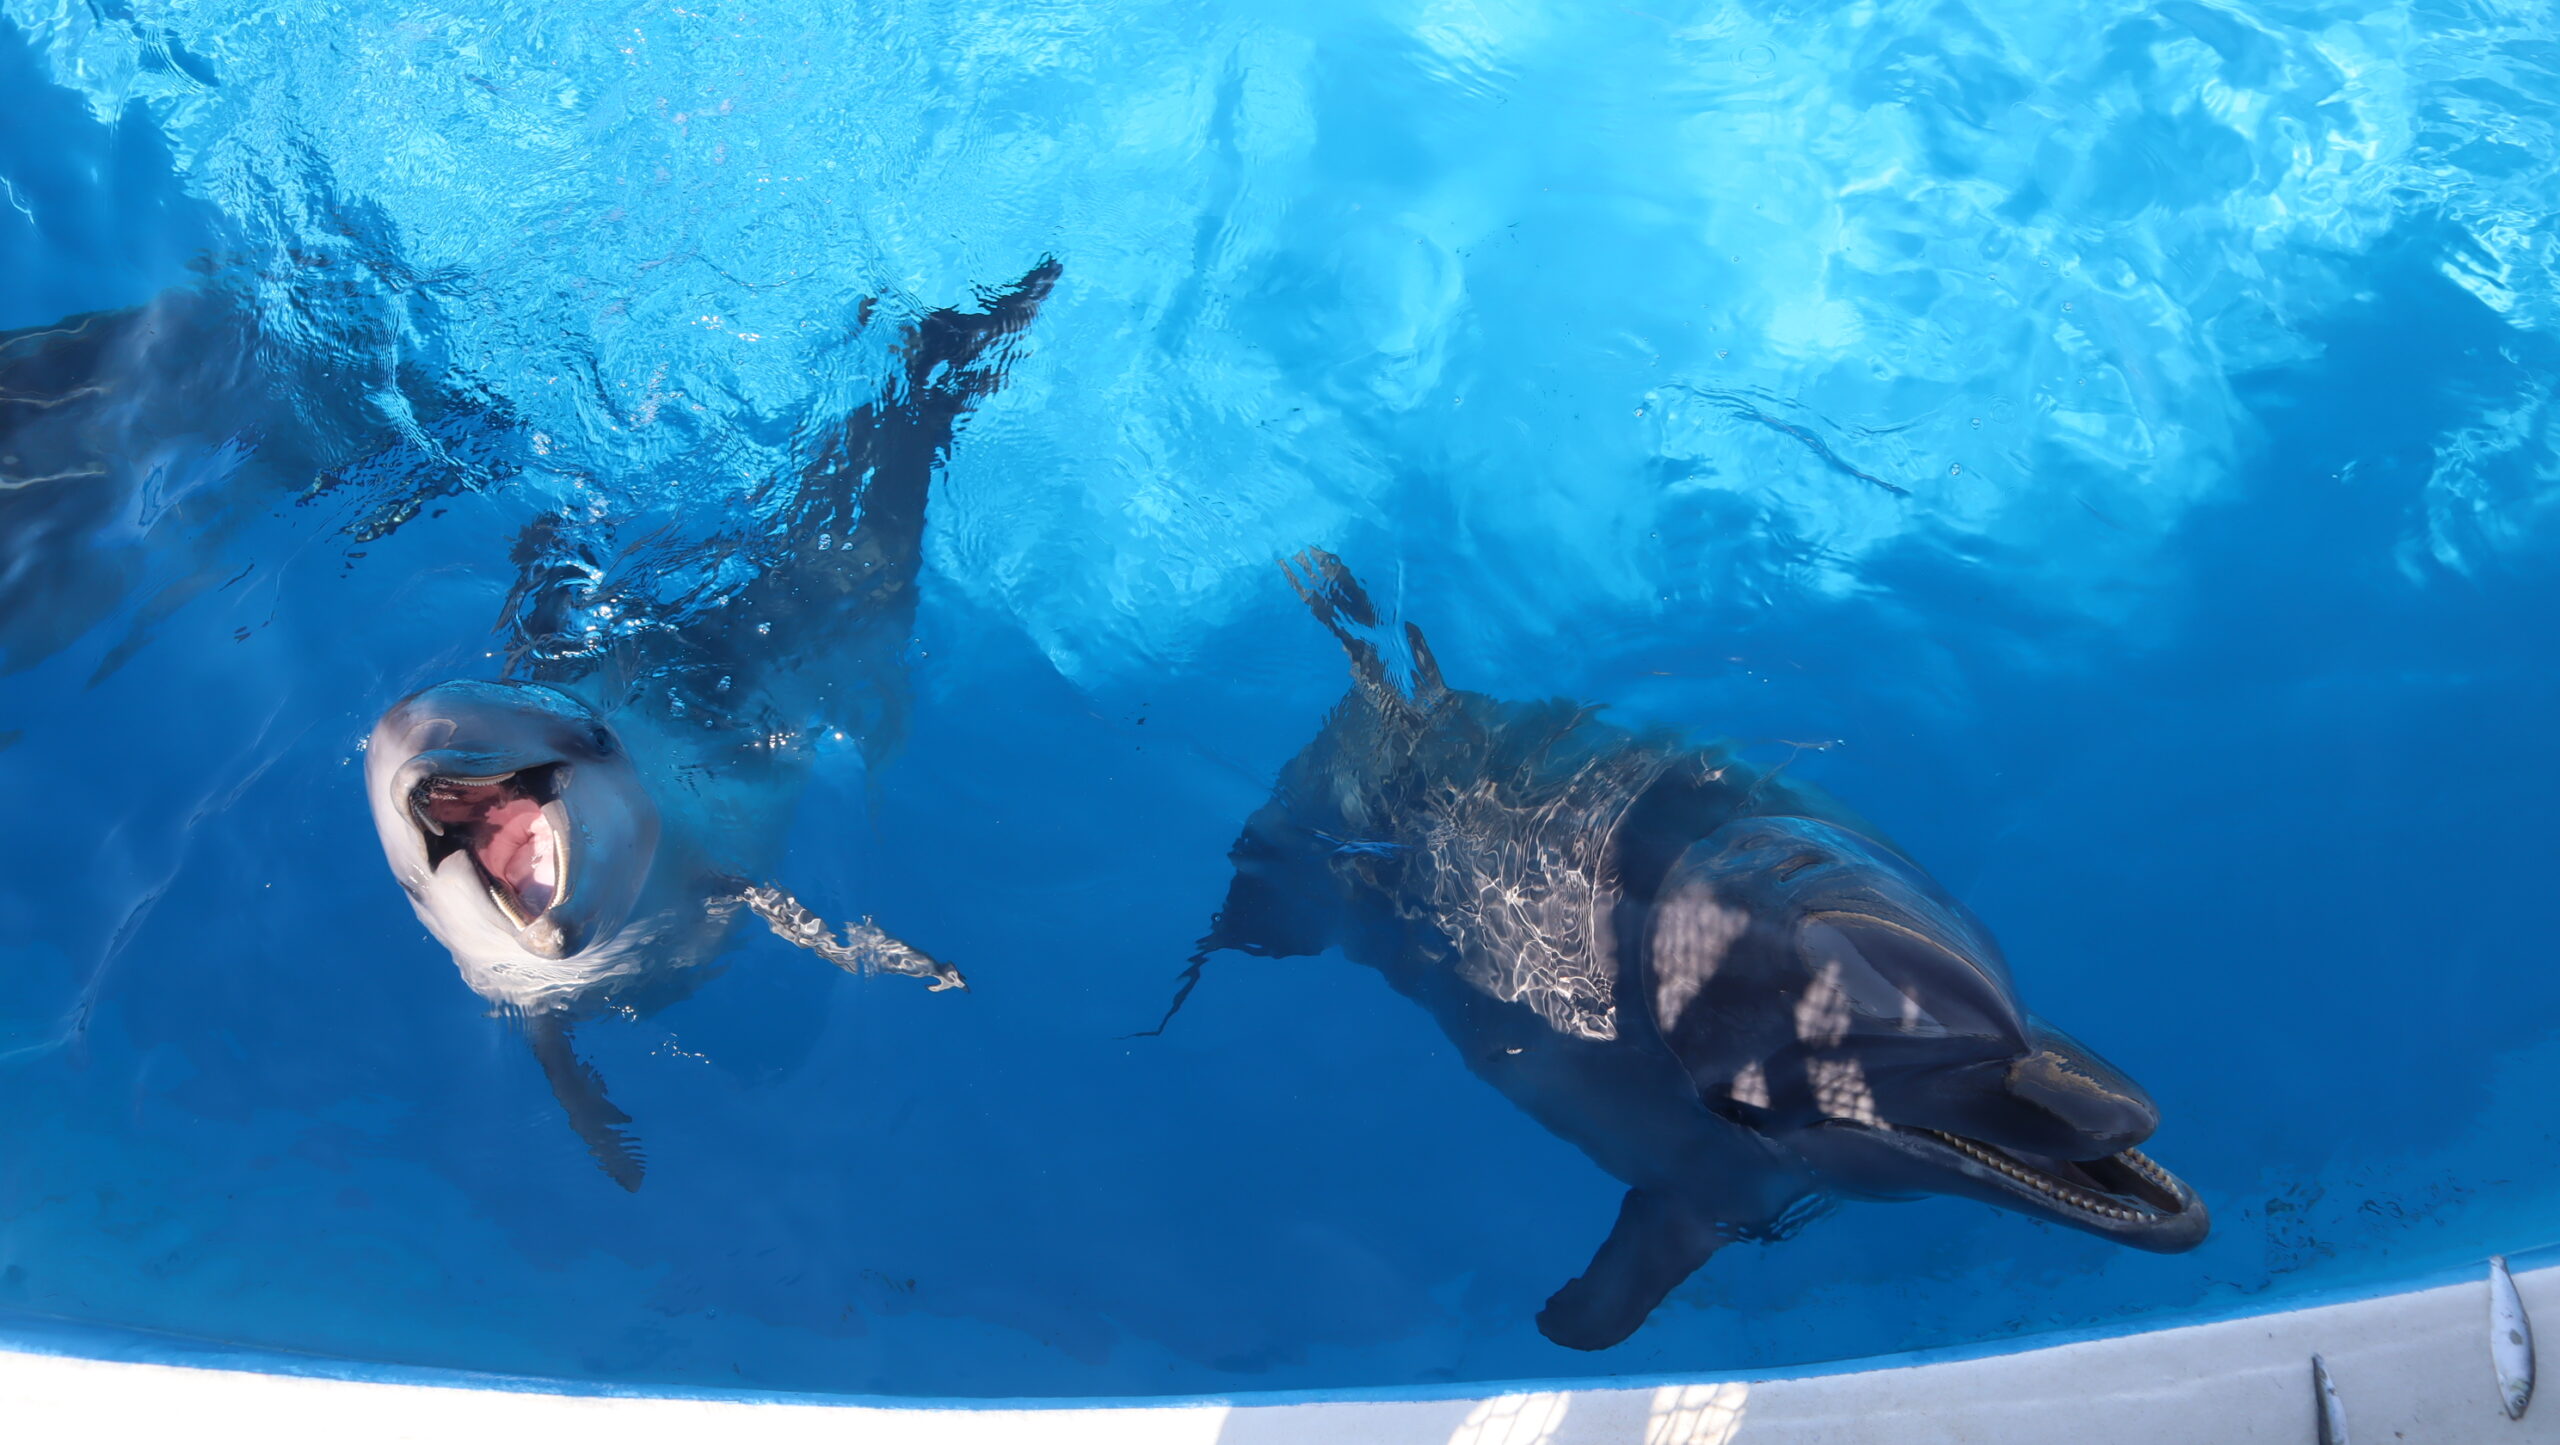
[747,257,1058,774]
[825,255,1060,533]
[524,1011,647,1192]
[901,257,1063,404]
[1278,548,1449,712]
[1535,1187,1732,1351]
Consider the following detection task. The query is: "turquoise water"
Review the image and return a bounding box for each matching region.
[3,0,2560,1399]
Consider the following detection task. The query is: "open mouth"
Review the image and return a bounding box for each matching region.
[409,764,570,929]
[1910,1127,2192,1226]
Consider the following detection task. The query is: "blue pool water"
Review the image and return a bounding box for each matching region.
[4,0,2559,1400]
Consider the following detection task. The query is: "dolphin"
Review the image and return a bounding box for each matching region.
[1184,548,2208,1350]
[0,292,316,678]
[0,278,529,684]
[367,261,1056,1189]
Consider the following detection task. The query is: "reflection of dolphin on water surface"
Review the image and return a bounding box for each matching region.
[366,262,1057,1189]
[1179,549,2207,1350]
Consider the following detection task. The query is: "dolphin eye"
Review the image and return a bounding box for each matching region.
[1772,852,1826,880]
[587,724,617,757]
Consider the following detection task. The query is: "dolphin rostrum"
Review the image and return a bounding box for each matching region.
[1183,548,2208,1349]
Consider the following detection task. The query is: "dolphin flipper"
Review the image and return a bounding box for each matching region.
[525,1013,646,1192]
[1139,548,1442,1036]
[1536,1187,1729,1351]
[729,881,968,992]
[1145,754,1362,1036]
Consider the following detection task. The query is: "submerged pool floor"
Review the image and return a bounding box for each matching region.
[4,0,2560,1400]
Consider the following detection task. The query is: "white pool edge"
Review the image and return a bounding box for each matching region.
[3,1266,2554,1443]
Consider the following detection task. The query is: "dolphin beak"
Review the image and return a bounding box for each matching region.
[1794,1114,2211,1252]
[2003,1040,2156,1157]
[1901,1023,2205,1250]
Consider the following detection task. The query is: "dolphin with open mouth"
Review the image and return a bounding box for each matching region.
[1179,549,2208,1350]
[366,261,1056,1189]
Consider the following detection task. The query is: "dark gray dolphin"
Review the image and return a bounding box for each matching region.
[0,293,304,679]
[0,273,520,684]
[1185,548,2207,1350]
[367,261,1057,1188]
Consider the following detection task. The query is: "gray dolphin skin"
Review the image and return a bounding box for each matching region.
[1,298,253,676]
[0,292,374,680]
[1,275,534,685]
[367,262,1057,1189]
[1186,548,2208,1351]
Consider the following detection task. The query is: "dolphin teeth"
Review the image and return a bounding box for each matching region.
[487,879,532,929]
[1919,1128,2146,1220]
[405,780,447,838]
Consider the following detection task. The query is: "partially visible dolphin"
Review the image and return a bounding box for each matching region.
[0,279,525,684]
[1184,549,2207,1350]
[367,261,1056,1189]
[0,292,339,678]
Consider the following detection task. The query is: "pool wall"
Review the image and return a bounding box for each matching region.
[4,1262,2551,1442]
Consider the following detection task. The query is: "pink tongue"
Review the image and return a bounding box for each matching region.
[476,797,559,916]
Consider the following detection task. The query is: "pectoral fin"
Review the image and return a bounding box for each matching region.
[526,1013,646,1192]
[1536,1187,1728,1351]
[1134,801,1349,1037]
[729,882,968,992]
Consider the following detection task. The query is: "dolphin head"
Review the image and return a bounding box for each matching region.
[1644,815,2207,1253]
[365,680,661,967]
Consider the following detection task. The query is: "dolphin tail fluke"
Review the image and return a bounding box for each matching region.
[1279,548,1450,710]
[1403,619,1447,700]
[526,1013,647,1192]
[1536,1187,1728,1351]
[904,257,1062,402]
